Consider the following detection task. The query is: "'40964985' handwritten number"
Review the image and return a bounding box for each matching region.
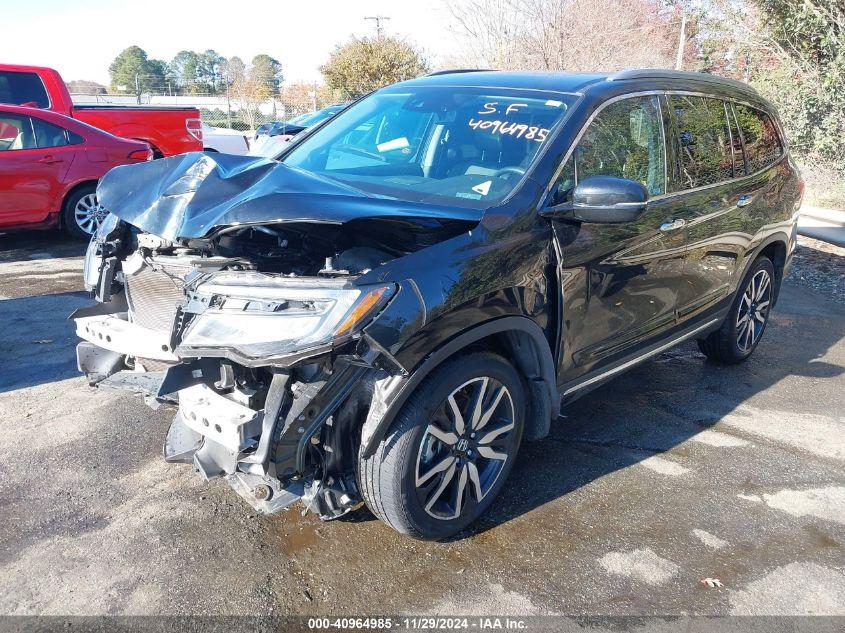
[467,118,549,142]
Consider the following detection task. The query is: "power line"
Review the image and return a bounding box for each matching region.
[364,15,390,38]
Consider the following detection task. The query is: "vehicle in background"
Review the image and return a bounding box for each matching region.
[287,103,348,127]
[201,122,250,155]
[0,64,203,157]
[253,104,348,139]
[249,104,349,157]
[253,121,306,140]
[248,130,301,157]
[0,104,151,238]
[75,69,801,540]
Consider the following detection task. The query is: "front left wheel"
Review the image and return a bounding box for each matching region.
[358,352,525,540]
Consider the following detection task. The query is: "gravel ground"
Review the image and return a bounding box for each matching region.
[0,231,843,617]
[788,236,845,304]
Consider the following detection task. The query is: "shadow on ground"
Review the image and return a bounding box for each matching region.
[0,230,85,264]
[445,283,845,538]
[0,291,90,392]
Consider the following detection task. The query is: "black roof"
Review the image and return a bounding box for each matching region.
[396,68,763,102]
[397,70,610,94]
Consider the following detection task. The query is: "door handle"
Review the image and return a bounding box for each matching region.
[659,218,686,232]
[37,155,63,164]
[736,195,753,207]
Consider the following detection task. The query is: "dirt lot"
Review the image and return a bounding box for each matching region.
[0,231,843,616]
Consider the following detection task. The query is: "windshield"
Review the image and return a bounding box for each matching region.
[282,87,577,208]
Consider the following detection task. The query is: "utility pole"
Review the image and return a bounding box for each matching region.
[364,15,390,38]
[135,73,141,104]
[675,12,687,70]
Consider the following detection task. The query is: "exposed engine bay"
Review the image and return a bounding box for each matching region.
[74,152,479,519]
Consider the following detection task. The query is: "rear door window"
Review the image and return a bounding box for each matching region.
[734,104,783,173]
[0,115,36,150]
[668,95,735,190]
[0,71,50,108]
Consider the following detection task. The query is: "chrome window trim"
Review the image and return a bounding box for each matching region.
[659,95,669,195]
[540,88,787,210]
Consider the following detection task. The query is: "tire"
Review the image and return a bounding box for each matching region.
[62,184,105,240]
[697,256,776,364]
[358,351,525,540]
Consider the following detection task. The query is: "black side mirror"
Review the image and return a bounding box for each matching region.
[543,175,649,223]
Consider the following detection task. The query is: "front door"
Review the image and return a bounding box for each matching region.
[547,94,686,381]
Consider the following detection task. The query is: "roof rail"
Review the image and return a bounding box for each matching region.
[609,68,756,93]
[426,68,493,77]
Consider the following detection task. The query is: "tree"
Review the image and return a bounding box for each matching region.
[251,54,283,98]
[678,0,845,172]
[226,55,277,131]
[198,50,226,94]
[169,50,201,92]
[320,36,428,98]
[108,46,167,99]
[446,0,683,71]
[280,81,336,117]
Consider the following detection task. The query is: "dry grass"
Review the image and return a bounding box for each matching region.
[797,160,845,210]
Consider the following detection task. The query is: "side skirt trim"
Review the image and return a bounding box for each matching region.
[560,317,720,398]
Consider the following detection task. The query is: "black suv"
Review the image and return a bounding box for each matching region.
[76,69,802,540]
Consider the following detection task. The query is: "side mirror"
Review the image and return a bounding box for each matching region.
[544,175,648,223]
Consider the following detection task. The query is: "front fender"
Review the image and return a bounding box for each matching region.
[359,315,558,457]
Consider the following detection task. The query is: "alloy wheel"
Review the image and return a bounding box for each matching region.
[414,376,516,521]
[736,268,772,353]
[74,193,108,235]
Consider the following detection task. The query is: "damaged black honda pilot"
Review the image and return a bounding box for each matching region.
[75,69,802,540]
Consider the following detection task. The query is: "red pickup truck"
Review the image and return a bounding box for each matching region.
[0,64,203,157]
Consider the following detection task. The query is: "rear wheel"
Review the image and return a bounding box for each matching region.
[62,184,106,239]
[358,352,525,540]
[697,256,775,364]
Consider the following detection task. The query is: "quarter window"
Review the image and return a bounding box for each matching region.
[575,96,666,196]
[734,104,783,173]
[32,118,70,148]
[669,96,734,190]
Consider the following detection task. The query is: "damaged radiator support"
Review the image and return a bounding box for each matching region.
[273,359,376,519]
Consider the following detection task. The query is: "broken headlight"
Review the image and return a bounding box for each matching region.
[83,213,121,290]
[176,272,394,362]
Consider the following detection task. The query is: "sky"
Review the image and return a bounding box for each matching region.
[2,0,462,85]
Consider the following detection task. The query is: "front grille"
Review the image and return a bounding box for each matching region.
[125,265,187,332]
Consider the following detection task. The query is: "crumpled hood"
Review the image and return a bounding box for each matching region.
[97,152,482,241]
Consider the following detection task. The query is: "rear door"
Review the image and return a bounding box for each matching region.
[548,94,686,380]
[727,102,788,265]
[0,113,77,227]
[663,94,749,321]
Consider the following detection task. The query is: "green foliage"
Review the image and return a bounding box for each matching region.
[107,46,167,94]
[251,54,283,98]
[749,0,845,170]
[198,108,252,131]
[320,36,429,99]
[168,50,235,95]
